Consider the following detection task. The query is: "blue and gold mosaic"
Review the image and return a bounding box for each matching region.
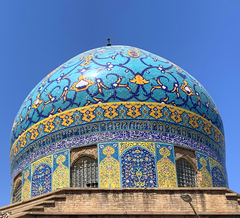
[53,150,70,191]
[196,152,228,188]
[98,142,180,188]
[22,165,31,200]
[209,157,227,187]
[120,142,157,188]
[11,149,70,203]
[10,45,228,201]
[98,142,120,188]
[31,155,53,197]
[11,101,225,177]
[156,144,177,188]
[11,45,223,149]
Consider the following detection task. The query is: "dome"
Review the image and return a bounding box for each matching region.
[11,45,224,143]
[10,45,227,202]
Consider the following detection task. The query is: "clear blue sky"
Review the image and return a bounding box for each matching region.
[0,0,239,206]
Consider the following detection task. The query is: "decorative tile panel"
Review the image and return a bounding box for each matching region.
[53,150,70,191]
[22,165,31,201]
[120,142,157,188]
[196,152,212,187]
[98,142,120,188]
[31,155,53,197]
[156,144,177,187]
[209,157,227,187]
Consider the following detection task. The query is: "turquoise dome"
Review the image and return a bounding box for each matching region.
[10,45,227,195]
[11,45,223,147]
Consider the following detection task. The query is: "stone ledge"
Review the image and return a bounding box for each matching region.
[13,211,240,216]
[1,187,240,217]
[0,187,237,211]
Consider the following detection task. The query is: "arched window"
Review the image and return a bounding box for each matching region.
[72,156,98,187]
[13,183,22,203]
[176,158,196,187]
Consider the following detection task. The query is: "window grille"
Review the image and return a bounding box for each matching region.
[72,156,98,187]
[176,158,196,187]
[13,183,22,203]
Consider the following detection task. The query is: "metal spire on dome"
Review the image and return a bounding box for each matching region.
[107,38,111,46]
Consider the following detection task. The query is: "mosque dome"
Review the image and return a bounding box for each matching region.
[10,45,227,203]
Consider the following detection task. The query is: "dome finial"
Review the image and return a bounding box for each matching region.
[107,38,111,46]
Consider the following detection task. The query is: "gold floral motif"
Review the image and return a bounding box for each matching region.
[157,146,177,188]
[180,80,195,96]
[125,103,141,118]
[127,49,140,58]
[188,113,199,128]
[42,118,55,133]
[134,168,145,187]
[130,74,149,85]
[100,104,119,119]
[79,106,96,122]
[19,136,27,148]
[214,129,221,143]
[53,154,69,191]
[147,104,164,119]
[70,75,95,92]
[11,102,224,160]
[99,146,121,188]
[199,157,212,187]
[202,119,212,135]
[59,112,74,127]
[119,142,155,156]
[29,125,39,140]
[22,170,31,201]
[169,107,184,123]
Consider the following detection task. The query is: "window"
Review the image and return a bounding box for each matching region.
[13,183,22,203]
[176,158,196,187]
[72,156,98,187]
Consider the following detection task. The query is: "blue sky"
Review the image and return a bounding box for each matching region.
[0,0,239,206]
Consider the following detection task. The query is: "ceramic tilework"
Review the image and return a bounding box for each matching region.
[211,167,225,187]
[11,118,225,176]
[31,155,53,197]
[209,157,227,187]
[31,164,52,197]
[98,142,178,188]
[120,144,157,188]
[11,46,223,148]
[53,150,70,191]
[12,130,226,180]
[11,102,224,165]
[98,143,120,188]
[11,149,70,202]
[22,165,31,201]
[196,152,212,187]
[156,144,177,187]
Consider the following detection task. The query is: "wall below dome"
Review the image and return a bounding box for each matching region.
[11,142,227,203]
